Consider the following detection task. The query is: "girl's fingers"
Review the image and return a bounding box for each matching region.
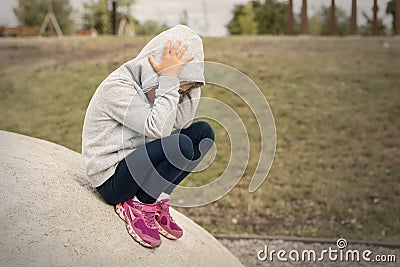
[151,41,193,75]
[164,40,172,56]
[148,55,159,69]
[184,55,195,63]
[171,40,182,55]
[177,44,188,59]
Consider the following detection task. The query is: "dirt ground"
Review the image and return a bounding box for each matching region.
[0,36,149,69]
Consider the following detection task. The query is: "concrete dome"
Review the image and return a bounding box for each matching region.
[0,131,243,266]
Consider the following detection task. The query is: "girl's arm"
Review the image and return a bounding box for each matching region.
[174,87,201,129]
[103,75,181,139]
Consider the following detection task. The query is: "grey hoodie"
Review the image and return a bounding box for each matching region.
[82,25,205,187]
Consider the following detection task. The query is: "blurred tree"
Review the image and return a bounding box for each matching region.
[83,0,110,34]
[116,0,138,36]
[308,14,323,35]
[135,20,169,35]
[358,11,386,35]
[118,0,136,22]
[238,3,258,34]
[227,0,286,35]
[252,0,286,34]
[117,0,137,34]
[83,0,137,34]
[386,0,396,34]
[227,3,245,34]
[316,5,349,35]
[13,0,74,34]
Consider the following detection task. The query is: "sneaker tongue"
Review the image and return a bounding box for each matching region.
[143,204,157,228]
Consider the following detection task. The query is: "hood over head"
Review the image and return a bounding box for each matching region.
[123,24,205,92]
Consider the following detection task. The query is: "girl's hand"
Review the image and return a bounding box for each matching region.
[148,40,194,78]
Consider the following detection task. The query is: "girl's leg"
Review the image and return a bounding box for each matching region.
[97,120,214,205]
[97,133,195,205]
[163,120,215,194]
[96,158,141,205]
[132,121,214,202]
[181,121,216,158]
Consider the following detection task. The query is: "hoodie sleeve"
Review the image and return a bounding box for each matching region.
[103,75,181,139]
[174,87,201,130]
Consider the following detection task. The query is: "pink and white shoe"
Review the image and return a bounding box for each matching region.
[155,197,183,240]
[115,199,161,248]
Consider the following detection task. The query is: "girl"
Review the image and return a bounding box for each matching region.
[82,25,214,248]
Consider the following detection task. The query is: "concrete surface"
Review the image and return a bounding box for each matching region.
[0,130,243,267]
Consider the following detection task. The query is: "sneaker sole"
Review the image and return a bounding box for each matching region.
[115,203,126,222]
[156,220,180,240]
[115,204,160,248]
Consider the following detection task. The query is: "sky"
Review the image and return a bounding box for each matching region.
[0,0,393,36]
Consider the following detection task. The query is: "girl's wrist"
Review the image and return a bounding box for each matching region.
[156,76,180,97]
[159,69,179,78]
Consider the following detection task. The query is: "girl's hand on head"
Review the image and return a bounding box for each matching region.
[148,40,194,78]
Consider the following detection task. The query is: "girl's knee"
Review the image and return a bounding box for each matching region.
[178,134,194,160]
[195,120,215,141]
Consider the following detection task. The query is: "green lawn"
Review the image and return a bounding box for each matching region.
[1,35,399,242]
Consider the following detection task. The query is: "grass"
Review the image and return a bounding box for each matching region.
[0,35,399,242]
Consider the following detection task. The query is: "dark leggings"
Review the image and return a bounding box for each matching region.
[97,121,215,205]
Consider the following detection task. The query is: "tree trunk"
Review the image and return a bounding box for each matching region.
[350,0,357,35]
[287,0,295,34]
[301,0,308,34]
[112,0,117,35]
[396,0,400,35]
[330,0,336,35]
[372,0,379,35]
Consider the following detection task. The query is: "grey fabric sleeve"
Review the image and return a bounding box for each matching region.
[174,87,201,130]
[103,75,181,139]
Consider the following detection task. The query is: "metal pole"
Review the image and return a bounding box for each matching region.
[330,0,336,35]
[350,0,357,35]
[301,0,308,34]
[287,0,294,34]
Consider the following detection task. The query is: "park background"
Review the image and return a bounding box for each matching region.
[0,0,399,263]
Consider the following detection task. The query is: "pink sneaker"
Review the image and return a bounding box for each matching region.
[115,199,161,248]
[155,197,183,240]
